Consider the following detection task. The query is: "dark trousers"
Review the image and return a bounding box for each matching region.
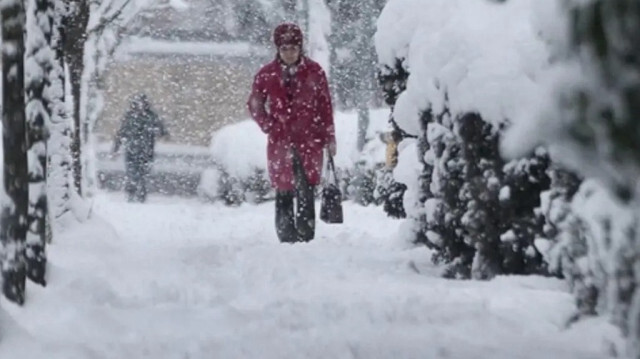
[275,149,316,243]
[125,154,151,203]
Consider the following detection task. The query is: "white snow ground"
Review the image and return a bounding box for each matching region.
[0,193,618,359]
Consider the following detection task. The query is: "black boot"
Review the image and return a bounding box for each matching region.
[292,149,316,242]
[275,190,296,243]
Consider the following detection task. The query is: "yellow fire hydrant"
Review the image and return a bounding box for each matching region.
[380,130,402,169]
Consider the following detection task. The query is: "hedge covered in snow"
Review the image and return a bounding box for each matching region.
[376,0,640,355]
[197,108,416,205]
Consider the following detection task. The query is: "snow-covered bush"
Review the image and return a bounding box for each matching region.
[500,0,640,354]
[538,168,583,284]
[198,109,398,205]
[419,107,551,279]
[197,120,272,205]
[375,0,554,279]
[198,165,271,205]
[539,176,637,354]
[376,0,640,353]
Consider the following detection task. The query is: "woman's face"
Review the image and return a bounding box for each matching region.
[279,44,301,65]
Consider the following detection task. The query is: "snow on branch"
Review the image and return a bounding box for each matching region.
[87,0,132,35]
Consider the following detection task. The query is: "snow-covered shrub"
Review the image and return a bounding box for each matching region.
[198,166,271,205]
[541,178,638,345]
[343,161,378,206]
[199,109,395,205]
[538,168,583,282]
[412,106,467,276]
[498,147,551,276]
[375,0,555,278]
[417,108,551,279]
[538,172,602,320]
[376,0,640,350]
[334,108,393,204]
[197,120,272,205]
[499,1,640,352]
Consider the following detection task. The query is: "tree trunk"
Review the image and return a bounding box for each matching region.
[63,0,89,196]
[68,52,83,196]
[356,106,369,152]
[354,0,377,151]
[326,0,341,109]
[25,0,55,286]
[48,0,72,223]
[1,0,29,305]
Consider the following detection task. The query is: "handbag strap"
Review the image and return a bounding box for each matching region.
[326,152,339,185]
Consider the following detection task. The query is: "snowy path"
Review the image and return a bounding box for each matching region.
[1,194,613,358]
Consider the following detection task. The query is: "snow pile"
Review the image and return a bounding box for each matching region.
[210,120,268,180]
[198,120,271,205]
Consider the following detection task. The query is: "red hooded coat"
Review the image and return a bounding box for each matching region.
[247,56,335,191]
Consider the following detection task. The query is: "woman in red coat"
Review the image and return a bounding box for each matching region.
[247,23,336,243]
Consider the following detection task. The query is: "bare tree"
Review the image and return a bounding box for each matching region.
[61,0,152,197]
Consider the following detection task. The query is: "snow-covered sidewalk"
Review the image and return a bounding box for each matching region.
[0,194,615,358]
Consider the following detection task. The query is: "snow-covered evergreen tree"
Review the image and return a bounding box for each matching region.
[1,0,29,304]
[498,147,551,276]
[458,113,505,280]
[373,0,561,279]
[540,168,583,280]
[539,168,596,318]
[422,109,472,278]
[25,0,55,286]
[407,108,551,279]
[417,112,551,280]
[499,0,640,355]
[379,57,473,277]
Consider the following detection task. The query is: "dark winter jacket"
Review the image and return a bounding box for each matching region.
[247,56,335,190]
[114,106,167,162]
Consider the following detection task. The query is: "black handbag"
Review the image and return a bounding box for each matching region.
[320,153,343,224]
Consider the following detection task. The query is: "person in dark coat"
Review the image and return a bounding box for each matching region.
[247,23,336,243]
[113,93,169,202]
